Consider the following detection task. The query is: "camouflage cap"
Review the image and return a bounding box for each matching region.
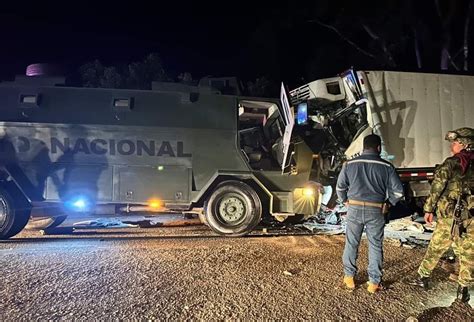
[445,127,474,146]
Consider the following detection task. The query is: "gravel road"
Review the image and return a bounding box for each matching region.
[1,223,472,320]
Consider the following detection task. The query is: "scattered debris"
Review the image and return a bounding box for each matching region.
[71,215,201,230]
[283,268,301,276]
[385,217,425,234]
[73,218,138,228]
[296,201,347,235]
[296,203,433,248]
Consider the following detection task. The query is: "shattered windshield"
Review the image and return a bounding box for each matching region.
[330,105,367,149]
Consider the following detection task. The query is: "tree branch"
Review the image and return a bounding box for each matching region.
[308,18,376,59]
[413,28,422,69]
[448,52,460,71]
[361,23,397,67]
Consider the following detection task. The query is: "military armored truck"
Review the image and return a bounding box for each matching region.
[0,76,319,239]
[290,69,474,210]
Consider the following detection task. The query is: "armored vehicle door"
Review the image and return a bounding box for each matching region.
[279,82,295,174]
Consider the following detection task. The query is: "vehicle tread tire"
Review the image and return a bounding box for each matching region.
[204,180,261,237]
[0,187,31,239]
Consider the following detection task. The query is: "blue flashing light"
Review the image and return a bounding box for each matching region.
[73,199,87,210]
[65,196,89,212]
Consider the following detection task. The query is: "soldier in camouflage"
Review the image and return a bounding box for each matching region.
[409,127,474,303]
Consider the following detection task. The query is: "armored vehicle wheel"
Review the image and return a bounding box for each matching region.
[204,180,262,236]
[0,187,31,239]
[26,215,68,230]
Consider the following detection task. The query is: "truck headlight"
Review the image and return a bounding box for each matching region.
[303,187,315,197]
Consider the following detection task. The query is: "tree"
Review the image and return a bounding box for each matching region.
[79,53,169,89]
[79,60,105,88]
[246,76,279,98]
[303,0,473,74]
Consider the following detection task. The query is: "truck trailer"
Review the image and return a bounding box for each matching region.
[0,76,319,239]
[290,69,474,210]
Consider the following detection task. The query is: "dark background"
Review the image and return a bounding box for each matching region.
[1,0,473,91]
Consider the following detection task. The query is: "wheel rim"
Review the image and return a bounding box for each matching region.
[0,197,8,228]
[216,193,247,226]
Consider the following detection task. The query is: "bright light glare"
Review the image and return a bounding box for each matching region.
[73,199,86,209]
[148,199,161,209]
[303,188,315,197]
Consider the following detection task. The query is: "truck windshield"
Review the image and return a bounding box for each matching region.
[329,104,367,149]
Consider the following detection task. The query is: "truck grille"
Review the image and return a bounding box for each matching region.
[289,84,310,106]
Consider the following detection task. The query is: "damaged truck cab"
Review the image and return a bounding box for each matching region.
[0,76,318,239]
[290,69,474,211]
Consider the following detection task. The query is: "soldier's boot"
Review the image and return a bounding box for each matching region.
[407,276,430,290]
[343,276,355,290]
[456,285,470,303]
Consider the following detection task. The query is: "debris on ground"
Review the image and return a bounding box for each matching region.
[71,215,201,230]
[296,202,347,235]
[73,218,139,228]
[283,269,301,276]
[297,202,434,248]
[385,217,425,233]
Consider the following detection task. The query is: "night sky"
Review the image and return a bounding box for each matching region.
[1,0,473,88]
[1,1,271,79]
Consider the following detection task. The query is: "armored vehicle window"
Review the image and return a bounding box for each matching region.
[112,98,133,111]
[238,100,283,170]
[19,94,41,108]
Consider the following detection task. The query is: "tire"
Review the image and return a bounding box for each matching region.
[204,180,262,236]
[25,215,68,230]
[0,187,31,239]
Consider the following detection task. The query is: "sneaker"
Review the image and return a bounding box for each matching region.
[367,282,384,294]
[343,276,355,290]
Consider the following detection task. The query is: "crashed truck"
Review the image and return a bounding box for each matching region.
[290,69,474,212]
[0,75,319,239]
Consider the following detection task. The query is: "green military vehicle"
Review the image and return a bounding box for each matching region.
[0,75,319,239]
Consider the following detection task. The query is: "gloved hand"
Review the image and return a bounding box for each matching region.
[424,212,434,224]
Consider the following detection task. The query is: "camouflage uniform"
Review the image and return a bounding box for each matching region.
[417,128,474,288]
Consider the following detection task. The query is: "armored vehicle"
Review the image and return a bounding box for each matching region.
[0,76,318,239]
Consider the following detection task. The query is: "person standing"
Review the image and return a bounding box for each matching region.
[337,134,404,293]
[409,127,473,303]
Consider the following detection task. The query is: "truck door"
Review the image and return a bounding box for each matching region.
[340,69,364,103]
[279,82,295,174]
